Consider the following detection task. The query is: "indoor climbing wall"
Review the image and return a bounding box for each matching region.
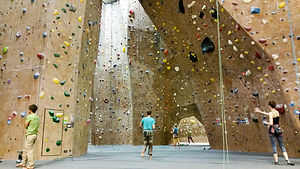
[137,0,300,156]
[0,0,101,160]
[92,0,134,145]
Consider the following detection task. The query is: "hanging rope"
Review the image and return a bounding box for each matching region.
[285,0,300,103]
[215,0,229,168]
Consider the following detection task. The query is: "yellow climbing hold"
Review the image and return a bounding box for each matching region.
[263,82,267,85]
[78,16,82,22]
[235,39,239,43]
[264,74,269,77]
[297,58,300,62]
[54,10,59,15]
[190,120,196,124]
[278,2,285,8]
[167,66,171,70]
[123,47,125,53]
[163,59,167,63]
[260,78,264,82]
[162,22,166,26]
[272,90,276,94]
[251,61,255,64]
[228,31,232,35]
[211,78,215,82]
[39,91,45,99]
[64,41,71,47]
[53,78,60,84]
[221,8,224,13]
[244,51,249,55]
[56,113,63,118]
[257,66,262,71]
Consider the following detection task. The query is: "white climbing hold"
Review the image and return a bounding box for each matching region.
[192,15,197,19]
[228,40,233,45]
[202,5,207,10]
[275,62,280,65]
[188,1,196,8]
[240,54,245,59]
[262,19,268,24]
[272,54,279,60]
[233,46,238,52]
[243,0,252,3]
[283,38,288,43]
[245,70,251,76]
[251,41,255,45]
[175,67,180,72]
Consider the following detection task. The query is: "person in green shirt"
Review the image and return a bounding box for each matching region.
[16,104,40,169]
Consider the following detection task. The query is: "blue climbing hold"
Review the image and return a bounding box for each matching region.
[250,7,260,14]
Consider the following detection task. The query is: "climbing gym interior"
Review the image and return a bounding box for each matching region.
[0,0,300,166]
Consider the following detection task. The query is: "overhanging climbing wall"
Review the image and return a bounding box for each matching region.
[0,0,101,160]
[137,0,300,156]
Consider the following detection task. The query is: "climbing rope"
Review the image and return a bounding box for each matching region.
[285,0,300,104]
[215,0,229,168]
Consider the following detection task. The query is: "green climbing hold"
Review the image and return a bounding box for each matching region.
[65,128,68,131]
[46,148,50,152]
[61,8,67,13]
[60,80,66,85]
[49,110,54,117]
[3,46,8,54]
[56,16,61,20]
[72,33,75,36]
[66,3,70,7]
[68,63,72,66]
[54,53,60,57]
[64,92,70,97]
[56,140,62,146]
[64,51,68,55]
[53,64,58,68]
[50,96,54,100]
[52,116,60,123]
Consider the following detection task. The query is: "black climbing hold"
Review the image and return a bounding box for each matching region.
[211,8,217,19]
[199,11,204,18]
[178,0,185,14]
[201,37,215,54]
[252,92,259,97]
[252,117,259,123]
[189,52,198,62]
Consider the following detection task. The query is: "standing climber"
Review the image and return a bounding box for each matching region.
[255,101,294,165]
[187,128,194,144]
[16,104,40,169]
[172,124,180,148]
[140,111,156,160]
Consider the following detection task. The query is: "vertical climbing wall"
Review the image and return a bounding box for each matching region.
[92,0,133,145]
[0,0,101,160]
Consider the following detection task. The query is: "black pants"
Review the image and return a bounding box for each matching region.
[188,137,194,143]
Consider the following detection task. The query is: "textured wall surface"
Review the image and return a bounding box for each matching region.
[137,0,300,156]
[0,0,101,160]
[91,0,300,157]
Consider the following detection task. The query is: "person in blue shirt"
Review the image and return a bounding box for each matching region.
[172,124,180,148]
[140,111,156,160]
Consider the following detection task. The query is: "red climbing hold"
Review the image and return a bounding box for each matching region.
[196,34,200,38]
[129,9,134,15]
[258,39,267,44]
[244,26,252,32]
[37,53,44,59]
[268,65,274,71]
[255,52,261,59]
[164,49,168,55]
